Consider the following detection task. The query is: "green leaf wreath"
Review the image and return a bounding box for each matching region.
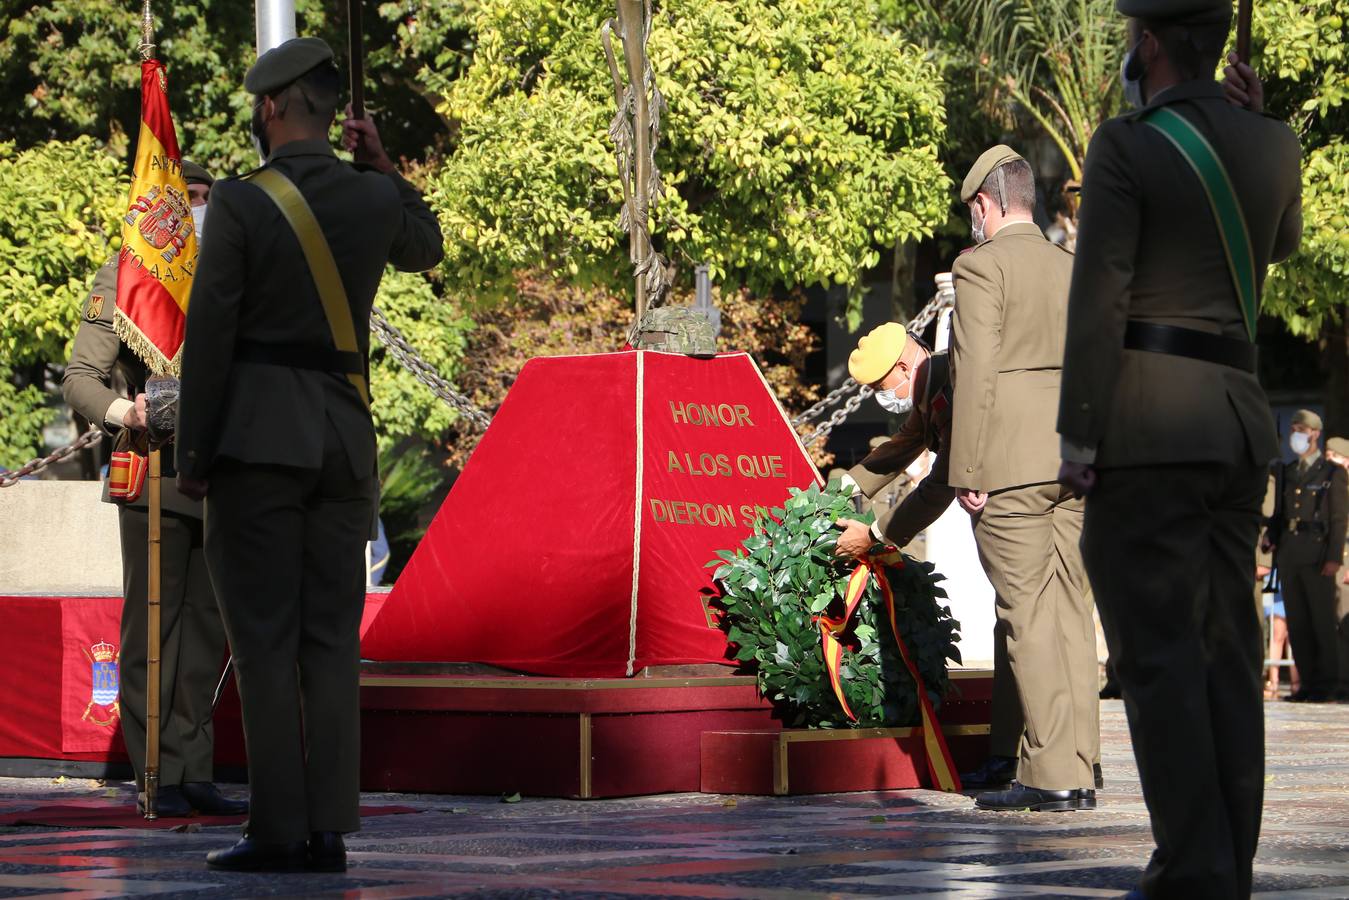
[708,481,961,728]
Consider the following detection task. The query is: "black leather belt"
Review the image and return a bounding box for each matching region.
[1289,521,1328,536]
[235,339,364,375]
[1123,321,1256,373]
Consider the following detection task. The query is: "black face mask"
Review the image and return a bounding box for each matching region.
[250,99,271,160]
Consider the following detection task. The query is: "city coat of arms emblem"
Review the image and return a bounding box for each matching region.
[82,640,120,726]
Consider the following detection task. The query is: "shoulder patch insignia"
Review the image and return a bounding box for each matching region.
[87,294,105,320]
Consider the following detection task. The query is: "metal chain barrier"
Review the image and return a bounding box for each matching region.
[0,426,104,487]
[795,289,955,448]
[369,306,494,432]
[4,286,951,486]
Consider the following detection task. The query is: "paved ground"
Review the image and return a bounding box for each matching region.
[0,700,1346,898]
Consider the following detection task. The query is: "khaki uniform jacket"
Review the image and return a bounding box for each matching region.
[1268,455,1349,568]
[175,140,444,480]
[1057,80,1302,467]
[62,258,203,518]
[847,353,955,548]
[949,222,1073,491]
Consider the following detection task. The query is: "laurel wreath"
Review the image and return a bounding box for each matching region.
[709,482,961,728]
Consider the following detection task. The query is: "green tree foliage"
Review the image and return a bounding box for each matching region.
[428,0,949,303]
[1251,0,1348,337]
[940,0,1125,186]
[0,138,124,466]
[0,0,448,174]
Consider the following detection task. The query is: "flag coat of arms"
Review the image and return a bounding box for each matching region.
[117,59,196,376]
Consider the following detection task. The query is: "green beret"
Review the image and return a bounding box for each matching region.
[1116,0,1232,24]
[181,159,213,187]
[244,37,334,96]
[1292,409,1323,431]
[960,145,1025,203]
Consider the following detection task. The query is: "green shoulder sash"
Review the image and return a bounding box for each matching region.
[1140,106,1258,342]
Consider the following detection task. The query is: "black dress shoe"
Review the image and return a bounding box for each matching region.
[1093,763,1104,789]
[307,831,347,872]
[181,782,249,816]
[1284,689,1311,702]
[206,836,307,872]
[137,784,192,818]
[959,755,1017,790]
[975,781,1097,812]
[1099,684,1122,700]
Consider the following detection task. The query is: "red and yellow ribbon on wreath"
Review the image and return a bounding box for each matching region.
[815,552,962,792]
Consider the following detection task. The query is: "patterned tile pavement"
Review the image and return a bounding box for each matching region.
[0,700,1346,898]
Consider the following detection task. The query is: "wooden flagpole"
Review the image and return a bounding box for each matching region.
[1237,0,1253,63]
[348,0,365,120]
[144,447,163,819]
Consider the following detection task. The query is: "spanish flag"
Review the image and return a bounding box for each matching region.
[116,59,195,376]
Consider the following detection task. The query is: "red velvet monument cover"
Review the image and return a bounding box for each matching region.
[360,351,822,676]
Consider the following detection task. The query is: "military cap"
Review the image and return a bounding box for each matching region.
[960,145,1025,203]
[848,322,908,385]
[1327,436,1349,458]
[1116,0,1232,24]
[244,37,335,96]
[1292,409,1323,431]
[181,159,213,187]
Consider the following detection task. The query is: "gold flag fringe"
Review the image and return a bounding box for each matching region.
[113,307,181,378]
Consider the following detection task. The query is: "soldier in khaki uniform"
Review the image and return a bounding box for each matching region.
[1264,411,1347,702]
[62,162,246,820]
[948,147,1097,812]
[1056,0,1302,895]
[174,39,443,872]
[834,323,957,556]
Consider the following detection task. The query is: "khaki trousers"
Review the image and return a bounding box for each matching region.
[973,482,1096,790]
[1279,560,1340,696]
[204,422,375,844]
[1084,462,1264,900]
[989,615,1024,758]
[117,507,225,788]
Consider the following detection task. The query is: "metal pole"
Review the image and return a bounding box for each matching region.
[143,448,163,820]
[255,0,296,56]
[1236,0,1253,63]
[348,0,366,121]
[617,0,650,323]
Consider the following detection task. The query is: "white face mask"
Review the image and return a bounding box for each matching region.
[875,388,913,416]
[191,203,207,240]
[1120,39,1146,109]
[970,202,988,244]
[1290,432,1312,455]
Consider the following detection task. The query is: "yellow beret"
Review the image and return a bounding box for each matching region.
[245,37,334,96]
[1116,0,1232,24]
[1327,436,1349,457]
[848,323,908,385]
[1292,409,1323,431]
[960,145,1025,203]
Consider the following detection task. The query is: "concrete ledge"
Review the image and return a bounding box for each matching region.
[0,481,122,594]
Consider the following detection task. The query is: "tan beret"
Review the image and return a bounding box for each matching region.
[244,37,334,96]
[960,145,1025,203]
[181,159,213,187]
[1116,0,1232,24]
[848,323,908,385]
[1292,409,1323,431]
[1327,437,1349,458]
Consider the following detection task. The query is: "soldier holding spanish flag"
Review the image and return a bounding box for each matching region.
[62,51,244,818]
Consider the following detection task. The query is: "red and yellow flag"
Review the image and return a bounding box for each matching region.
[116,59,196,376]
[818,553,963,792]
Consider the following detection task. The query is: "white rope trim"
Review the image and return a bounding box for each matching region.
[743,354,825,487]
[626,350,646,677]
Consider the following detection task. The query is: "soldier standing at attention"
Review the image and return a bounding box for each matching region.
[62,162,246,821]
[834,324,956,559]
[948,146,1098,812]
[1264,410,1347,703]
[174,38,443,872]
[1325,436,1349,700]
[1057,0,1302,895]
